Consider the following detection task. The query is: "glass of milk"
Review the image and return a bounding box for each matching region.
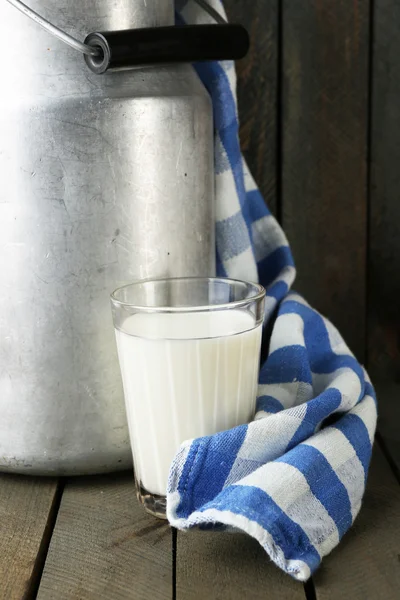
[111,277,265,518]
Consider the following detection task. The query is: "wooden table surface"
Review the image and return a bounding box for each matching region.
[0,391,398,600]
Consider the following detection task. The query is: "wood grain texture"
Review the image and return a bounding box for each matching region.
[0,475,59,600]
[313,445,400,599]
[37,474,172,600]
[224,0,279,216]
[368,0,400,380]
[281,0,370,359]
[376,384,400,476]
[176,528,306,599]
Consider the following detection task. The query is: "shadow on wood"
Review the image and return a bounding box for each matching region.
[37,473,173,600]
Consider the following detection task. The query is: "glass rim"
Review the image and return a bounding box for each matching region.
[110,276,266,313]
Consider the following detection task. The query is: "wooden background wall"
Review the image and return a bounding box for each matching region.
[224,0,399,401]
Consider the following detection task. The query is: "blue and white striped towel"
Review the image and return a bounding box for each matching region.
[169,0,378,581]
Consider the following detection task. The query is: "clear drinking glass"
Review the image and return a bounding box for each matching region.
[111,277,265,518]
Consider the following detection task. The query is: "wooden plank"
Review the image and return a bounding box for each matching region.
[281,0,370,359]
[376,384,400,476]
[313,445,400,599]
[368,0,400,380]
[0,475,59,600]
[176,528,306,599]
[37,473,172,600]
[225,0,279,216]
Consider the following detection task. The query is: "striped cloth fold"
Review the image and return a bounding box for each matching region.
[169,0,377,581]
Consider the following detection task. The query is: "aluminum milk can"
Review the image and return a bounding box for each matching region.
[0,0,217,474]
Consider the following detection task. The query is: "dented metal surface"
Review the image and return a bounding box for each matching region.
[0,0,215,474]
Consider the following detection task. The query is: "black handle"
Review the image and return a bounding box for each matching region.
[84,24,250,74]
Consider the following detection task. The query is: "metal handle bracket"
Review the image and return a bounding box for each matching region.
[5,0,100,56]
[6,0,246,74]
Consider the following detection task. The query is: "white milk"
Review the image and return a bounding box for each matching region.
[115,310,262,497]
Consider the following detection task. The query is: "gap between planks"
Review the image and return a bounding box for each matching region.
[36,473,173,600]
[0,475,61,600]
